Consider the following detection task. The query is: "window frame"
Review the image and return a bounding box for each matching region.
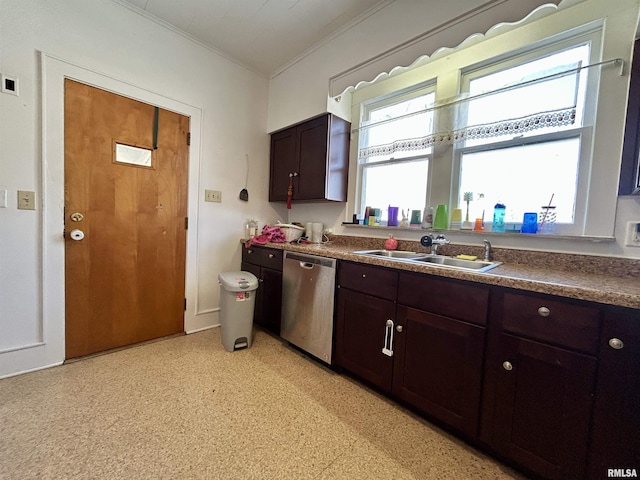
[356,82,437,218]
[451,29,603,235]
[351,19,611,236]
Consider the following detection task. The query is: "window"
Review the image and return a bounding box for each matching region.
[353,21,611,235]
[454,40,596,232]
[358,87,435,222]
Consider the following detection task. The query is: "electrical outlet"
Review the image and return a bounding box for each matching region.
[17,190,35,210]
[204,190,222,203]
[625,221,640,247]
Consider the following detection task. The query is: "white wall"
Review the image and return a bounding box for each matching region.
[268,0,640,258]
[0,0,285,378]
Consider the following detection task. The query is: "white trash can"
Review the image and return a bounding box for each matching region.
[218,271,258,352]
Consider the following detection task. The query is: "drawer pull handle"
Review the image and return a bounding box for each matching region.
[537,306,550,317]
[362,274,366,278]
[268,254,275,259]
[609,338,624,350]
[247,249,253,254]
[396,325,403,333]
[503,361,513,371]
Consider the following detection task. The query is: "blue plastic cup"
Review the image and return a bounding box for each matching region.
[521,212,538,234]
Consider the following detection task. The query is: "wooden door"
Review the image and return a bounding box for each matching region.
[334,288,395,393]
[64,79,189,359]
[392,305,485,438]
[491,334,596,480]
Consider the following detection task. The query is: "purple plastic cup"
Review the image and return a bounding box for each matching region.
[388,206,399,226]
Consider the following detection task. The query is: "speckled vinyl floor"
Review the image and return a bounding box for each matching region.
[0,328,526,479]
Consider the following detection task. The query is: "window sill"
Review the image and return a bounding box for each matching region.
[340,223,615,243]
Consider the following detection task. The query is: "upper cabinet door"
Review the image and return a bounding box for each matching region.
[269,127,297,202]
[269,113,350,203]
[296,115,329,200]
[619,38,640,195]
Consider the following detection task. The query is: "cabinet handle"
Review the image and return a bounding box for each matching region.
[502,361,513,371]
[268,253,275,259]
[609,338,624,350]
[382,319,394,357]
[396,325,403,333]
[247,249,253,255]
[289,172,298,177]
[537,306,550,317]
[362,274,366,278]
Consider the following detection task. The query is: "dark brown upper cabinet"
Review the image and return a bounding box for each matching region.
[619,38,640,195]
[269,113,350,203]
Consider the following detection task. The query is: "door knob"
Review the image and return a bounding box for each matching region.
[537,306,550,317]
[609,338,624,350]
[70,229,85,241]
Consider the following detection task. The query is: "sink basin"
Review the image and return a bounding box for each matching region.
[352,249,501,273]
[411,255,501,272]
[352,249,424,259]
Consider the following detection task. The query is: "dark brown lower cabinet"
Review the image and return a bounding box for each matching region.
[334,262,488,439]
[334,260,639,480]
[241,246,283,335]
[587,308,640,479]
[334,288,395,393]
[392,305,485,437]
[490,334,597,480]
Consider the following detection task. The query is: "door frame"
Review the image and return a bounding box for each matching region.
[38,53,206,366]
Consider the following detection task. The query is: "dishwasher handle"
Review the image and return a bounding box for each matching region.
[299,262,314,269]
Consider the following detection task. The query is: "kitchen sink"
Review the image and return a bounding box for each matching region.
[352,249,502,273]
[351,249,425,259]
[411,255,501,272]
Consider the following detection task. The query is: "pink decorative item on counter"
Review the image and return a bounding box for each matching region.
[384,235,398,250]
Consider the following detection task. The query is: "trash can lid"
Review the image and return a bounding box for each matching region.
[218,271,259,292]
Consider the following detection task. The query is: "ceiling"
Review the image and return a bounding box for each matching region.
[114,0,388,76]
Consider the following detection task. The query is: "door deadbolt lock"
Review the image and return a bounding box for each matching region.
[70,212,84,222]
[70,229,85,241]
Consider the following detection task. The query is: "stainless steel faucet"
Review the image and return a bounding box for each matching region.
[483,239,492,261]
[421,234,450,255]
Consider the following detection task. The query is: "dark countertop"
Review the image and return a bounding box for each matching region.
[246,238,640,309]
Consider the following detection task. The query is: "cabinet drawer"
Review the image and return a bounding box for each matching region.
[501,291,601,354]
[338,261,398,300]
[242,246,283,271]
[398,272,489,326]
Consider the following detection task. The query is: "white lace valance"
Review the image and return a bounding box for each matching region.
[357,58,622,161]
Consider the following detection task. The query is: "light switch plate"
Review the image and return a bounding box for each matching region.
[17,190,35,210]
[204,190,222,203]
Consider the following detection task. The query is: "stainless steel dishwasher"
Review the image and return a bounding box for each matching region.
[281,251,337,364]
